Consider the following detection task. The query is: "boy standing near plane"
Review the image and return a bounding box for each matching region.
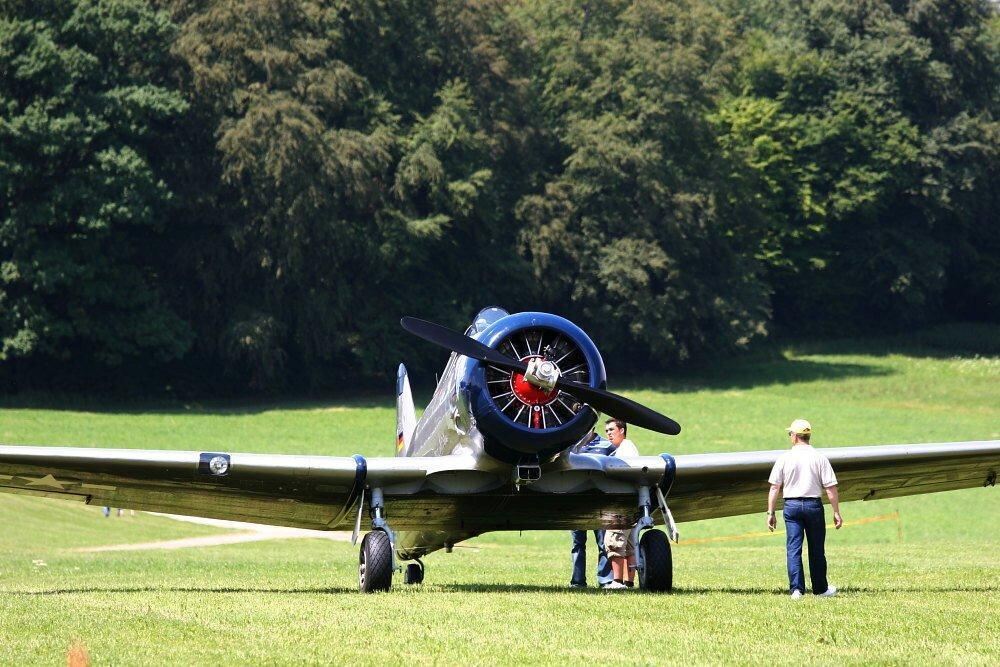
[767,419,843,599]
[603,418,639,589]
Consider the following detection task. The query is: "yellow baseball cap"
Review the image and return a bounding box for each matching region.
[786,418,812,436]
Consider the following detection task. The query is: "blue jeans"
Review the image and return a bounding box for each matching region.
[570,530,613,587]
[783,498,829,594]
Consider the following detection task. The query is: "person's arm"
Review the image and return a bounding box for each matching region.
[825,485,843,529]
[767,484,780,531]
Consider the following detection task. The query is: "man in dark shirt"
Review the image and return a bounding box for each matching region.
[569,432,615,588]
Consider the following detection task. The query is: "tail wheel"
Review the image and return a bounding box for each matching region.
[638,529,673,592]
[359,531,393,593]
[484,327,590,429]
[403,561,424,585]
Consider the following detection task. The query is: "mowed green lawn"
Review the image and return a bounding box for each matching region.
[1,336,998,665]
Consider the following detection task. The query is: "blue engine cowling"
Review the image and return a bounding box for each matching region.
[459,312,607,464]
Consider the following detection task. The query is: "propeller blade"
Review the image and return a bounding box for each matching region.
[400,316,681,435]
[400,317,525,374]
[556,378,682,436]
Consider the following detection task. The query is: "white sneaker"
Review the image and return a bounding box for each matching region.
[603,581,628,590]
[817,586,838,597]
[790,590,804,600]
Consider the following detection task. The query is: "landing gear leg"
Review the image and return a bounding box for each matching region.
[632,485,674,592]
[358,488,397,593]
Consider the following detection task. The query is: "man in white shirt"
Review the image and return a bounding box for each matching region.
[767,419,843,599]
[603,418,639,589]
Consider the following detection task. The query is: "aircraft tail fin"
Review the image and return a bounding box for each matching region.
[396,364,417,456]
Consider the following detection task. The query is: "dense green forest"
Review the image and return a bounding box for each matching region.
[1,0,997,393]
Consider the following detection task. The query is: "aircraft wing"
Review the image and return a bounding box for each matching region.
[0,441,997,532]
[412,440,999,530]
[0,446,487,531]
[666,440,1000,522]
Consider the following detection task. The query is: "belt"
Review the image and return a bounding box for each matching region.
[784,497,820,501]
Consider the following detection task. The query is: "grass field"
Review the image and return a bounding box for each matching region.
[1,333,998,664]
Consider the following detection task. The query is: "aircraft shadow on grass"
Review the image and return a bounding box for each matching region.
[7,584,997,596]
[9,586,360,596]
[436,583,998,595]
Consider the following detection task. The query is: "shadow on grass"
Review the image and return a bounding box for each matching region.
[6,586,358,595]
[7,584,997,596]
[432,584,1000,595]
[2,356,891,414]
[0,394,393,416]
[619,356,892,394]
[617,323,1000,394]
[4,324,997,411]
[436,583,787,595]
[787,323,1000,360]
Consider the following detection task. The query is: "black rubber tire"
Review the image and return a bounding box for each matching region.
[638,529,672,592]
[359,531,393,593]
[403,562,424,585]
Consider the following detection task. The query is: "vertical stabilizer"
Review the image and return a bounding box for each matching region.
[396,364,417,456]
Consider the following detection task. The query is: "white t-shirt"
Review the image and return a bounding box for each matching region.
[612,438,639,457]
[768,445,838,498]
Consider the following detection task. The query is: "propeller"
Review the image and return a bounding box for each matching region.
[400,316,681,435]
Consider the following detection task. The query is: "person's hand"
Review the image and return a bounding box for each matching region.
[767,513,777,532]
[833,512,843,529]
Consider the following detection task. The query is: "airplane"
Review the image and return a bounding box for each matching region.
[1,307,997,592]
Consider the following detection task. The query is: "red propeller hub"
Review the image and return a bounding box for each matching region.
[510,356,559,406]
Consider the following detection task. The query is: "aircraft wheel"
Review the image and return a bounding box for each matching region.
[403,561,424,585]
[359,530,393,593]
[638,529,672,592]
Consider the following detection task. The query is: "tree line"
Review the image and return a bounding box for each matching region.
[1,0,997,393]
